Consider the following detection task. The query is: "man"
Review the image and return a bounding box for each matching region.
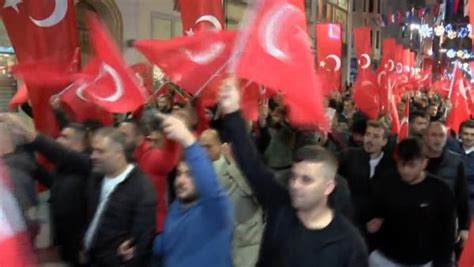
[1,114,156,266]
[424,121,470,246]
[199,129,264,267]
[157,95,172,114]
[33,123,90,266]
[152,114,233,267]
[218,78,367,267]
[409,111,429,139]
[118,118,180,233]
[455,120,474,215]
[368,138,456,266]
[338,120,396,232]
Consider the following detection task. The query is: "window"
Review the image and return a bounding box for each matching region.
[369,0,374,13]
[352,0,356,12]
[377,0,382,14]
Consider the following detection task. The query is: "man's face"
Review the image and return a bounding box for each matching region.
[175,162,199,204]
[424,125,447,153]
[199,134,222,162]
[270,107,285,126]
[90,135,123,175]
[410,117,429,136]
[397,158,427,184]
[363,126,387,154]
[289,162,335,212]
[157,96,171,112]
[461,127,474,148]
[427,105,438,117]
[118,122,141,149]
[351,132,364,146]
[56,127,85,152]
[146,130,164,148]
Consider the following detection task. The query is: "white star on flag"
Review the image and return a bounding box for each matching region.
[3,0,22,13]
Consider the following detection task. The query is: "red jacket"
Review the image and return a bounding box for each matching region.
[134,140,181,232]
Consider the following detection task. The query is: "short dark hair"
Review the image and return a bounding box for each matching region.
[293,145,338,179]
[366,120,390,139]
[395,138,425,162]
[460,120,474,132]
[64,123,89,150]
[94,127,133,162]
[409,111,428,123]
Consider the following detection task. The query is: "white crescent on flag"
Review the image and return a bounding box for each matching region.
[90,63,125,102]
[195,15,223,30]
[30,0,68,27]
[325,54,341,72]
[386,59,395,71]
[183,42,225,65]
[259,3,302,62]
[360,54,371,69]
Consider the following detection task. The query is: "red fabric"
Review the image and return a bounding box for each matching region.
[8,84,28,111]
[459,219,474,267]
[1,0,79,136]
[134,140,181,232]
[447,68,471,134]
[353,27,372,75]
[315,23,342,93]
[398,102,409,141]
[234,0,328,129]
[135,30,236,96]
[352,71,380,119]
[131,63,154,94]
[0,161,36,266]
[376,38,396,112]
[389,87,400,135]
[178,0,225,34]
[240,81,262,121]
[86,15,148,113]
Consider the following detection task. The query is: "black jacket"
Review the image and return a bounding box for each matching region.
[31,135,156,266]
[222,111,368,267]
[426,149,471,231]
[338,147,396,227]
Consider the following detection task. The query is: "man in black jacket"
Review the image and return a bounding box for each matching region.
[367,138,455,266]
[424,121,470,248]
[338,120,396,234]
[1,114,156,267]
[218,78,367,267]
[35,123,90,266]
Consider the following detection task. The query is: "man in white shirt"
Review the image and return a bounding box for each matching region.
[0,114,157,267]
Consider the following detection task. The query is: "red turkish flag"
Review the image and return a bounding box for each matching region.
[233,0,328,129]
[447,67,471,134]
[8,84,28,111]
[353,27,372,75]
[316,23,342,93]
[178,0,225,35]
[1,0,79,135]
[86,15,148,113]
[58,59,113,126]
[388,80,400,135]
[376,38,396,112]
[131,63,154,94]
[398,102,410,141]
[135,30,236,96]
[352,71,380,120]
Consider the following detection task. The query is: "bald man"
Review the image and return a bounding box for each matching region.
[199,129,264,267]
[424,122,471,247]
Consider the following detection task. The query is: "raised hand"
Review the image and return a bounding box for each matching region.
[218,76,241,115]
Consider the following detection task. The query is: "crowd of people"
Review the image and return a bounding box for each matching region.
[1,77,474,267]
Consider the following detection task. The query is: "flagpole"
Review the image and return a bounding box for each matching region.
[449,61,459,100]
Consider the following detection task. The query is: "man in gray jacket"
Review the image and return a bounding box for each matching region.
[200,129,264,267]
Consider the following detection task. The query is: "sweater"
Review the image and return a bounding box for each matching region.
[371,173,456,266]
[153,142,233,267]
